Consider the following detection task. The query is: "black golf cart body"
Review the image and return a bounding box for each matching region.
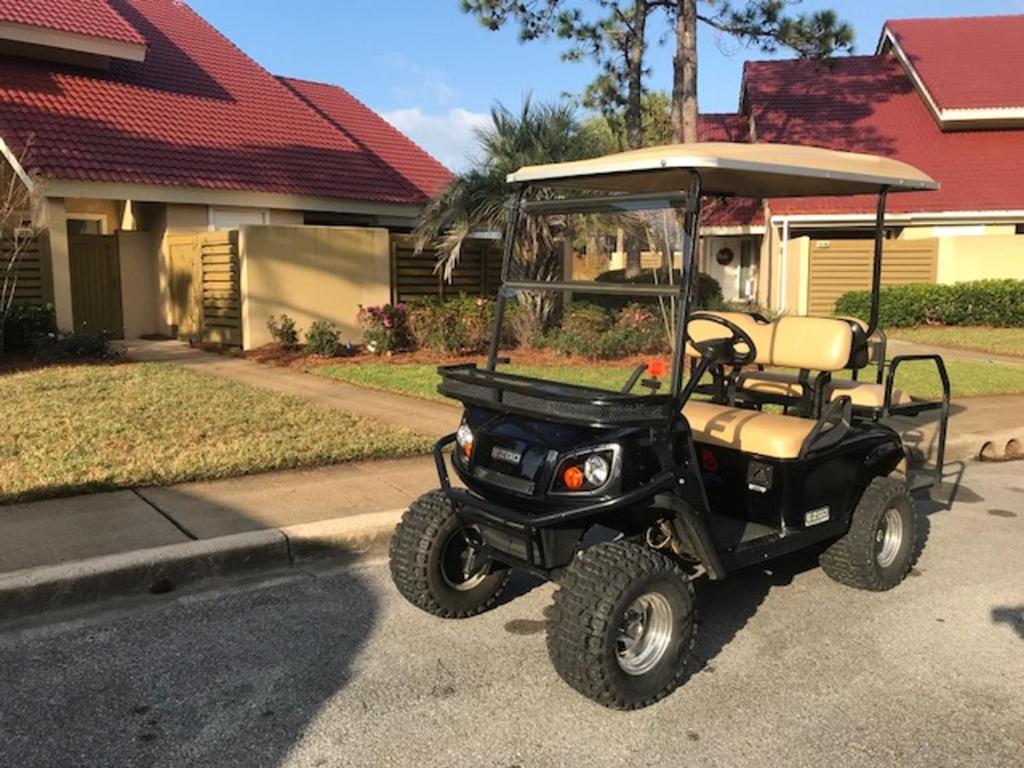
[431,143,948,581]
[390,142,948,709]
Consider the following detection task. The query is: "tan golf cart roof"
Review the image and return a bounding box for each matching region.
[507,142,938,197]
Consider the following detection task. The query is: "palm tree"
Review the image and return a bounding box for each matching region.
[414,98,609,333]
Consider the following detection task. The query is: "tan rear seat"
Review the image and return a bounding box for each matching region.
[736,371,912,408]
[683,401,817,460]
[689,312,906,410]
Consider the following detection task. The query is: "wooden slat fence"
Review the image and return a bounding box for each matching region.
[391,235,501,303]
[808,238,939,316]
[198,231,242,346]
[3,230,53,305]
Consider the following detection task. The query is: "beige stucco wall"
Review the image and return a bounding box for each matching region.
[66,198,121,233]
[239,225,390,350]
[117,230,159,338]
[32,197,73,331]
[934,234,1024,284]
[268,209,304,226]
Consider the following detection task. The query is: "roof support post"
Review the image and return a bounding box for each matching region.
[867,186,890,337]
[671,173,703,399]
[487,186,526,370]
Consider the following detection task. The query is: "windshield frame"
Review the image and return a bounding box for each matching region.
[485,173,704,400]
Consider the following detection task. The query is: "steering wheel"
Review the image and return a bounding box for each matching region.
[686,312,758,366]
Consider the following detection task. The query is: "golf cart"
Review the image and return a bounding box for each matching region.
[388,143,949,710]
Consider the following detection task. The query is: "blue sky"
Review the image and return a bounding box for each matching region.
[190,0,1024,170]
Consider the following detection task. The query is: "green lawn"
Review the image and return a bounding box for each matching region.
[314,362,640,403]
[0,363,431,504]
[889,326,1024,358]
[315,358,1024,404]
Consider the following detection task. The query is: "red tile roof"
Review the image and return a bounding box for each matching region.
[0,0,441,205]
[0,0,145,46]
[696,113,763,228]
[743,55,1024,216]
[885,16,1024,110]
[279,77,451,200]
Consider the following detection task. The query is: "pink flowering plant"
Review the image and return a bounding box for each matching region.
[357,302,410,354]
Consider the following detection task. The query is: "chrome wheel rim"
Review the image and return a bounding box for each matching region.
[440,529,490,592]
[616,592,674,676]
[875,507,904,568]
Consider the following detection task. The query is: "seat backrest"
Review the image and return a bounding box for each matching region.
[687,312,854,372]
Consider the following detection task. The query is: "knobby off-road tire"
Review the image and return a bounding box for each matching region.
[547,540,696,710]
[820,475,917,591]
[389,490,510,618]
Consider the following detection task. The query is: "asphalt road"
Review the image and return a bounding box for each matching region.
[2,462,1022,768]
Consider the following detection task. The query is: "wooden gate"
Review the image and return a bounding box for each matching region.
[391,235,501,303]
[808,238,938,316]
[165,232,241,345]
[167,234,200,337]
[69,234,123,338]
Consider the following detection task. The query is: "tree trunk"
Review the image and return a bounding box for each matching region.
[623,1,649,278]
[624,1,649,152]
[671,0,699,144]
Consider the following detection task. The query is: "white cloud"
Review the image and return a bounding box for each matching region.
[382,107,491,172]
[381,52,457,106]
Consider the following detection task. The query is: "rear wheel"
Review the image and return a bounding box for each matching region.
[820,476,917,591]
[389,490,510,617]
[546,540,696,710]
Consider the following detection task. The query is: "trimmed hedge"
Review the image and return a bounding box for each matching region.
[834,280,1024,328]
[547,302,670,359]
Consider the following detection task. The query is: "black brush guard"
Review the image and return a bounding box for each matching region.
[433,433,677,573]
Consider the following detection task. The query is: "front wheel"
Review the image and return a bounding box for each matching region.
[820,475,917,591]
[389,490,510,617]
[546,540,697,710]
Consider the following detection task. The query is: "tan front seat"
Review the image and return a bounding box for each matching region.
[683,401,817,460]
[691,312,909,411]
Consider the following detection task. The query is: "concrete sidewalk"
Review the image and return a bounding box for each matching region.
[0,456,439,574]
[0,456,442,620]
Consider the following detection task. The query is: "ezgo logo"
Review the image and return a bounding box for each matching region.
[701,448,722,485]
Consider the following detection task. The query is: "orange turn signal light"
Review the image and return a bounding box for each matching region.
[562,465,585,491]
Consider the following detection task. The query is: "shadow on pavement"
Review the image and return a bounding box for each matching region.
[0,568,378,768]
[690,548,821,675]
[991,605,1024,640]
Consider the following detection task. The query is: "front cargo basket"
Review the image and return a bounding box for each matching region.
[437,364,676,428]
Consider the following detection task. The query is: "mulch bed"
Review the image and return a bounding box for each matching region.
[0,352,128,376]
[239,343,662,372]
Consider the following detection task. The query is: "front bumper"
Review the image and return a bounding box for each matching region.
[433,433,676,573]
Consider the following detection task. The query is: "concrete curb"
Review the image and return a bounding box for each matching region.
[0,510,403,623]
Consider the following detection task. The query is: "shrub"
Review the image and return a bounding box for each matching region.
[2,303,57,353]
[32,331,115,362]
[547,302,671,359]
[591,269,723,311]
[834,280,1024,327]
[305,320,342,357]
[406,295,494,354]
[357,303,410,354]
[266,314,300,349]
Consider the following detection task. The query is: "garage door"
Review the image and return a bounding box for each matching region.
[808,238,938,316]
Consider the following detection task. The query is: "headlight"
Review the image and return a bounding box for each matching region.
[583,454,610,486]
[552,446,618,494]
[456,423,474,458]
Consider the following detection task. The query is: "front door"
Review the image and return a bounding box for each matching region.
[68,234,124,338]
